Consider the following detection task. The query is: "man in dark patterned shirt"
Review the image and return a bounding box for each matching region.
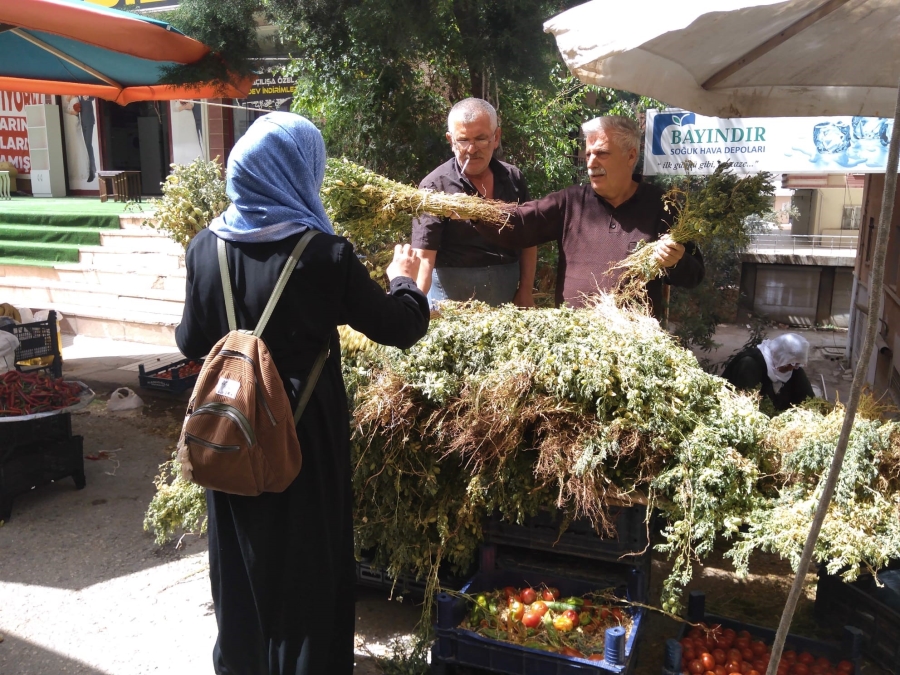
[474,115,704,319]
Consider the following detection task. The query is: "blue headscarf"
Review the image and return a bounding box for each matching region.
[209,112,335,242]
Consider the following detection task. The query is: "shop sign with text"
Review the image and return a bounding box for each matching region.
[645,109,894,175]
[239,61,296,111]
[0,91,48,176]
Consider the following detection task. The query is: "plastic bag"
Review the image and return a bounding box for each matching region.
[107,387,144,412]
[0,331,19,374]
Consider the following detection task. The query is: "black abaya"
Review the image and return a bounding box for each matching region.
[175,228,429,675]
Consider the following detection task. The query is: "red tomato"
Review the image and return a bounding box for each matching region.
[689,660,706,674]
[753,660,767,672]
[560,646,585,658]
[836,662,853,674]
[588,654,604,661]
[792,664,810,675]
[704,672,717,675]
[689,628,703,639]
[530,601,548,617]
[728,649,743,663]
[726,660,743,674]
[738,631,752,640]
[612,607,624,622]
[553,615,575,632]
[508,600,525,622]
[741,648,754,662]
[713,649,727,665]
[714,666,727,675]
[751,642,767,657]
[798,653,815,666]
[519,587,537,605]
[701,653,716,670]
[814,658,831,669]
[502,586,519,601]
[723,629,737,639]
[735,637,751,650]
[601,607,612,621]
[521,610,542,628]
[562,609,580,624]
[748,671,761,675]
[684,647,697,662]
[784,651,798,663]
[741,663,753,675]
[541,587,560,601]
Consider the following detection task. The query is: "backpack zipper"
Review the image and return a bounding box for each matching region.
[184,433,241,453]
[218,349,277,426]
[191,402,256,448]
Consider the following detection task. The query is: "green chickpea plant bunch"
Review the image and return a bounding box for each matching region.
[144,157,229,249]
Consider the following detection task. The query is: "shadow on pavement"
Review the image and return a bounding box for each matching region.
[0,633,112,675]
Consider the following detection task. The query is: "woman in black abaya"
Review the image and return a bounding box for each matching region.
[174,112,429,675]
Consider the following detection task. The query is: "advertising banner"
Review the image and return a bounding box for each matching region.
[238,61,296,111]
[82,0,179,10]
[0,91,48,178]
[645,109,894,176]
[61,95,101,190]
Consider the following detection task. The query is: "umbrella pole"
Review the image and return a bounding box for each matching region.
[765,80,900,675]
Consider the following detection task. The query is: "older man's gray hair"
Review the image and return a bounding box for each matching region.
[448,98,498,131]
[582,116,642,155]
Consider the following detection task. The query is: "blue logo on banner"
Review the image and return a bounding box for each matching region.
[651,112,696,156]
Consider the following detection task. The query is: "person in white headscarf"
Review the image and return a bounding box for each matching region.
[722,333,815,411]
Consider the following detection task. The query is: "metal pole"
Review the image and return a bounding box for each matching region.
[765,78,900,675]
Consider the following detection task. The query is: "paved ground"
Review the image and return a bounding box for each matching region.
[0,326,881,675]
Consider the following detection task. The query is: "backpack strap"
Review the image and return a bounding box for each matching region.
[293,340,330,425]
[217,237,237,332]
[254,229,319,337]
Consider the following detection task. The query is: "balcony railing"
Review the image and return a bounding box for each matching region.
[747,233,859,254]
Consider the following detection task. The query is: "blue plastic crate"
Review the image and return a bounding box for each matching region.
[815,566,900,671]
[671,591,863,675]
[482,504,649,567]
[433,547,646,675]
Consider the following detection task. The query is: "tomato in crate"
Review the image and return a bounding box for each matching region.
[138,357,204,394]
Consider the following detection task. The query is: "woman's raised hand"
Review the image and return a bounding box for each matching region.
[386,244,422,282]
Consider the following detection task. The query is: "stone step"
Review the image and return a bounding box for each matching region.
[118,212,157,230]
[60,306,178,346]
[0,277,185,318]
[99,228,185,253]
[0,262,185,294]
[78,246,185,271]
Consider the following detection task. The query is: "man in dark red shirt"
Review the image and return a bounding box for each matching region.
[412,98,537,308]
[475,115,704,319]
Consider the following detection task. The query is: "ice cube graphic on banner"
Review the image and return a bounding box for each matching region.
[852,116,886,141]
[813,122,851,154]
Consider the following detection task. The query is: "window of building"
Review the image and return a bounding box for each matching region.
[841,205,861,229]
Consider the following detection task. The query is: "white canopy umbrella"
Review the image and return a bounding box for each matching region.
[545,0,900,118]
[545,2,900,674]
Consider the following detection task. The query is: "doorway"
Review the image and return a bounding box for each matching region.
[98,101,170,195]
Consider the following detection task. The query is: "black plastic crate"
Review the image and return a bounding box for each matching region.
[0,434,85,521]
[483,505,649,567]
[356,550,471,599]
[815,566,900,671]
[138,357,202,394]
[672,591,863,675]
[432,546,646,675]
[1,412,72,449]
[0,310,62,378]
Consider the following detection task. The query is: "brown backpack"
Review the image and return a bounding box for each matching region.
[175,230,328,496]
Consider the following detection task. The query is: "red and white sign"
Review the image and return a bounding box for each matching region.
[0,91,46,177]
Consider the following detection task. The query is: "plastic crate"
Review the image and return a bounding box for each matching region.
[672,591,863,675]
[356,551,471,599]
[815,566,900,671]
[482,505,649,567]
[0,310,62,378]
[138,357,202,394]
[432,546,646,675]
[1,412,72,449]
[0,434,85,521]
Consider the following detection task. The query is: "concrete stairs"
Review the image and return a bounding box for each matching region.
[0,215,186,345]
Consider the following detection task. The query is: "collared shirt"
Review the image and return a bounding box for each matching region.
[473,175,705,317]
[411,156,530,268]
